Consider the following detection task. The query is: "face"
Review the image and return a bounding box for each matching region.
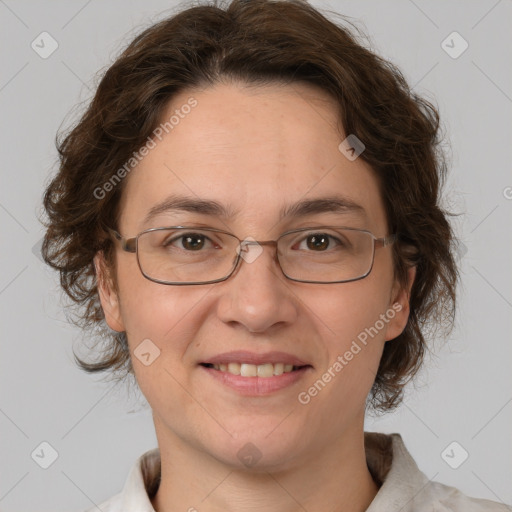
[96,81,413,471]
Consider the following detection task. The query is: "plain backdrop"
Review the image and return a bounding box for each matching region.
[1,0,511,510]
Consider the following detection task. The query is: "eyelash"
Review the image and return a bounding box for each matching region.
[163,233,218,249]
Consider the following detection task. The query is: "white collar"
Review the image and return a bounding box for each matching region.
[92,432,509,512]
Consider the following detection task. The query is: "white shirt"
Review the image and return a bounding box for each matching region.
[86,432,511,511]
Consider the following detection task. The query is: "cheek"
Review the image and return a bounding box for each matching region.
[306,270,394,388]
[315,275,394,348]
[297,286,391,421]
[115,256,212,363]
[116,279,212,416]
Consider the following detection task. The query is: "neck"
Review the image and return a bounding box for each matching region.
[151,421,379,512]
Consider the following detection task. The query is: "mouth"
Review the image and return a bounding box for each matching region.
[199,362,309,378]
[198,351,313,395]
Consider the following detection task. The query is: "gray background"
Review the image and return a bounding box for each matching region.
[1,0,511,510]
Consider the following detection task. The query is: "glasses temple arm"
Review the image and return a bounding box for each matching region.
[106,227,137,253]
[376,234,397,248]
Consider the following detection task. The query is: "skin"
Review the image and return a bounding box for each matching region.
[95,81,415,512]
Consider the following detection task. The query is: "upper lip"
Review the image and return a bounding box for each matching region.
[201,351,311,366]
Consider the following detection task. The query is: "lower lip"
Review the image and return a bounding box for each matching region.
[199,365,311,395]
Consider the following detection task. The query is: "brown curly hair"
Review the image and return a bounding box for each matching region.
[41,0,458,411]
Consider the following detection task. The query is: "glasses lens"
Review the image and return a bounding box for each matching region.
[137,228,239,284]
[278,228,374,283]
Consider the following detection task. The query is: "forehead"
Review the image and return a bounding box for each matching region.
[118,81,387,234]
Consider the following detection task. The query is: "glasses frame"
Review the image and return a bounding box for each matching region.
[107,225,396,286]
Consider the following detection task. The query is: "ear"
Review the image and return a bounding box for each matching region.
[94,251,125,332]
[384,266,416,342]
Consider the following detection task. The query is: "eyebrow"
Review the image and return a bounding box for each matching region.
[142,194,367,226]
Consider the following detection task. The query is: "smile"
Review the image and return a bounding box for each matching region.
[201,362,304,378]
[199,364,312,396]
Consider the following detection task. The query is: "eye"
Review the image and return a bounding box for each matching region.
[164,232,216,251]
[296,233,341,251]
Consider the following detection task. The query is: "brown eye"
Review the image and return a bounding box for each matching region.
[181,234,206,250]
[162,233,210,251]
[306,234,330,251]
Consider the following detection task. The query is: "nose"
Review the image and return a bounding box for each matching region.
[215,241,299,333]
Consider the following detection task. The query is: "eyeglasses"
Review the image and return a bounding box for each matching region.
[107,225,396,285]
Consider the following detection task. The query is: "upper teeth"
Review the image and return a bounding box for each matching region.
[212,363,295,377]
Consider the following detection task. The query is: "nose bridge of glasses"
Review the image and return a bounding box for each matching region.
[237,238,280,262]
[239,239,278,249]
[236,238,279,264]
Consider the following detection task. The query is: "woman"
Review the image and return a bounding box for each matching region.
[41,0,510,510]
